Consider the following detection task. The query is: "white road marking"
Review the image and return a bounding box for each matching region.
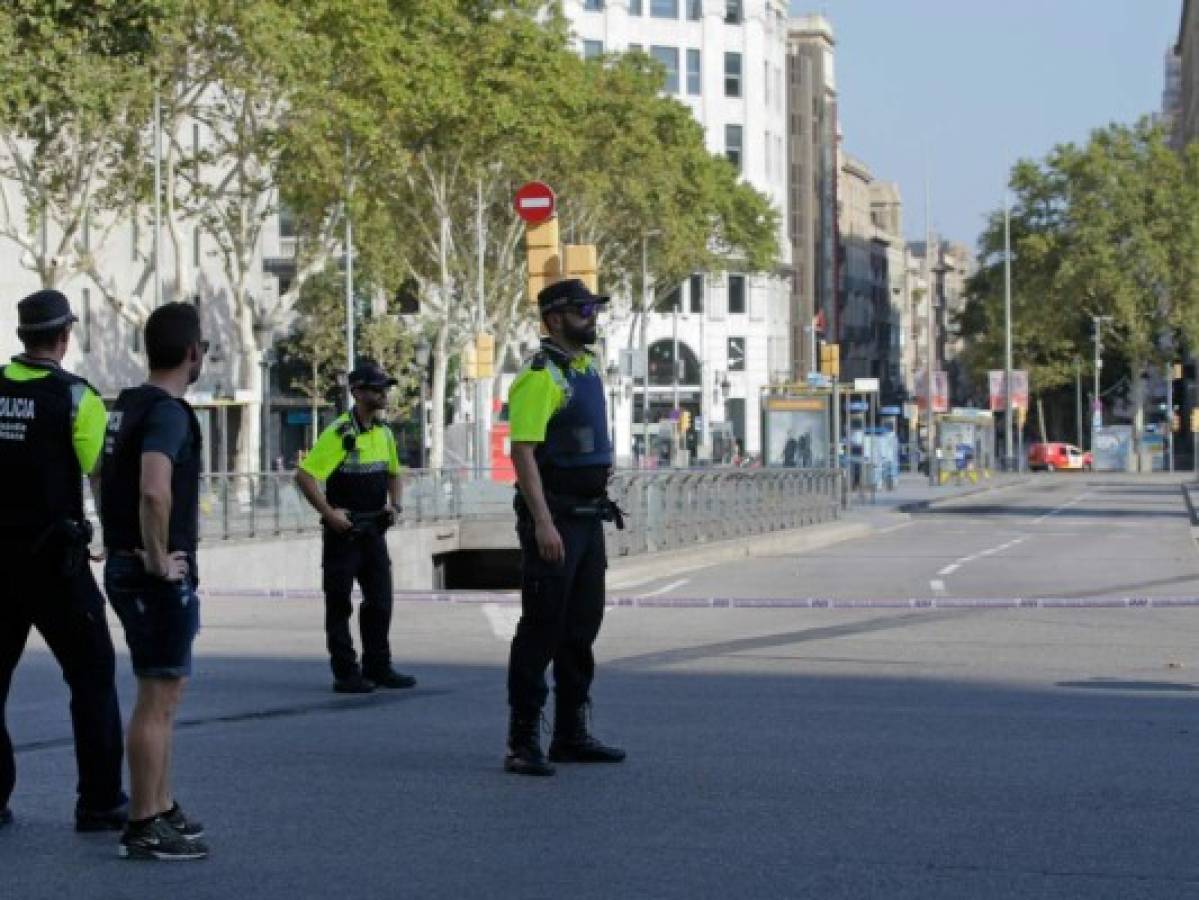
[937,564,960,576]
[642,578,690,598]
[481,603,521,642]
[1033,493,1090,525]
[929,579,946,594]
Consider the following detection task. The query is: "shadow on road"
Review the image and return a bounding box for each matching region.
[5,646,1199,899]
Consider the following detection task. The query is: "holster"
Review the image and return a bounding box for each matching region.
[518,490,626,531]
[347,510,393,538]
[30,518,94,577]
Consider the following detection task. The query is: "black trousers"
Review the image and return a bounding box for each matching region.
[321,530,393,678]
[507,512,606,715]
[0,557,124,811]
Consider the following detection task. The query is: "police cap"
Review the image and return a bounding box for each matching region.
[17,289,78,334]
[347,360,398,389]
[537,278,610,314]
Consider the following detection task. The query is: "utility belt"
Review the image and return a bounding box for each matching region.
[515,490,625,531]
[29,517,95,577]
[327,509,394,539]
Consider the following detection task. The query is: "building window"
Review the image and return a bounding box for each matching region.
[584,0,604,9]
[650,46,680,94]
[725,124,743,170]
[686,0,702,20]
[80,288,91,352]
[650,0,678,18]
[728,274,746,314]
[130,318,141,353]
[725,0,742,24]
[686,49,701,95]
[764,131,771,176]
[689,273,704,314]
[630,0,643,13]
[728,336,746,371]
[724,52,742,97]
[583,39,604,60]
[193,225,201,267]
[657,282,682,312]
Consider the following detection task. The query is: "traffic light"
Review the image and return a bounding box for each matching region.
[563,244,598,294]
[679,410,691,433]
[525,218,561,306]
[475,332,494,379]
[819,343,840,378]
[462,340,478,380]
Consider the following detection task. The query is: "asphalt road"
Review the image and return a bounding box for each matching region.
[3,473,1197,898]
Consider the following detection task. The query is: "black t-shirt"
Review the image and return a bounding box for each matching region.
[143,399,194,466]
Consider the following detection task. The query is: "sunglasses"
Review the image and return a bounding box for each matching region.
[570,302,600,320]
[355,383,388,394]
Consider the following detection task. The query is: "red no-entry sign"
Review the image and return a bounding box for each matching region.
[513,181,555,224]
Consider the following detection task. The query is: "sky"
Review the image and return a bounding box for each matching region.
[793,0,1183,244]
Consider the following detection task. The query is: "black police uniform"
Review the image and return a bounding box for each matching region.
[505,319,625,774]
[0,295,125,824]
[301,410,403,685]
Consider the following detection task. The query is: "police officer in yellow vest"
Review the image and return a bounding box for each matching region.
[504,279,626,776]
[296,361,416,694]
[0,289,127,831]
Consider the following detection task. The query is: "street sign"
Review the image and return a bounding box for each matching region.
[514,181,555,224]
[854,377,880,393]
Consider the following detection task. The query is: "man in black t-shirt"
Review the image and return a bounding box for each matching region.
[100,303,208,861]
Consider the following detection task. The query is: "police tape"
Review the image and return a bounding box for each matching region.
[195,588,1199,609]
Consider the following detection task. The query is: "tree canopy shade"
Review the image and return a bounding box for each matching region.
[958,119,1199,440]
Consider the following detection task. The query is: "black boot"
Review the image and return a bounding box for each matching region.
[504,710,555,776]
[548,701,626,764]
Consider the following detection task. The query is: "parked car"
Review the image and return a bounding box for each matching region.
[1028,442,1092,472]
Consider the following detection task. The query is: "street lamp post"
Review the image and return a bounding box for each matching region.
[639,230,662,466]
[606,361,621,454]
[415,339,431,469]
[1092,315,1113,437]
[1003,195,1014,471]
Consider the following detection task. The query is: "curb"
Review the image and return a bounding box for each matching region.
[896,477,1032,514]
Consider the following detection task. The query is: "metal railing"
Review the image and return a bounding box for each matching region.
[192,467,844,548]
[605,468,843,557]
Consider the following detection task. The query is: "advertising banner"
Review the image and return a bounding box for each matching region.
[988,370,1029,411]
[915,370,948,413]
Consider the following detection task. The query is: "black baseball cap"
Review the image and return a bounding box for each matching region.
[347,360,397,389]
[17,289,78,334]
[536,278,610,314]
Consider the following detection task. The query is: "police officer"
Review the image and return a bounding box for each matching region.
[504,278,626,776]
[296,361,415,694]
[0,289,126,831]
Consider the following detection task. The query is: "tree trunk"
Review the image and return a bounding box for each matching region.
[1132,357,1145,471]
[1036,395,1048,444]
[234,300,262,479]
[429,323,449,470]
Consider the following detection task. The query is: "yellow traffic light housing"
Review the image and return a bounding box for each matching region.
[819,343,840,378]
[475,332,495,379]
[563,244,598,294]
[525,218,561,306]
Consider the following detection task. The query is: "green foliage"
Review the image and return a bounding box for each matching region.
[959,120,1199,402]
[279,267,418,417]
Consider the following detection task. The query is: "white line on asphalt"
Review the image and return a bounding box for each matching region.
[937,564,960,576]
[642,578,690,598]
[1033,493,1090,525]
[930,579,946,593]
[481,603,521,642]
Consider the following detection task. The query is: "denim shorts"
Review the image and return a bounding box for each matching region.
[104,555,200,678]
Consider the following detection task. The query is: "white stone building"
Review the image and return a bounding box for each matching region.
[564,0,793,463]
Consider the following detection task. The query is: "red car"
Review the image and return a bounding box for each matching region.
[1028,442,1092,472]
